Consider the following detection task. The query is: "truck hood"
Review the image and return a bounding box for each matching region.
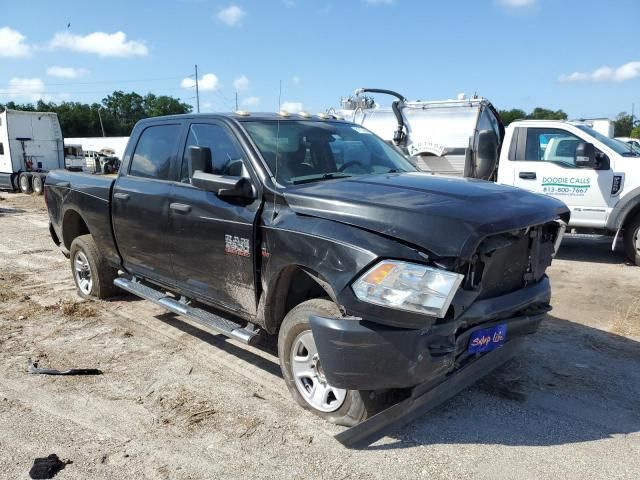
[283,173,569,259]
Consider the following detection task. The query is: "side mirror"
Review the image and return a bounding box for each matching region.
[575,142,597,169]
[188,146,212,177]
[191,171,254,199]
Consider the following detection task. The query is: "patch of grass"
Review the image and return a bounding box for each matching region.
[46,299,98,318]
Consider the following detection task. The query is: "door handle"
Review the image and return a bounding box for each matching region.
[170,202,192,213]
[114,192,130,200]
[519,172,537,180]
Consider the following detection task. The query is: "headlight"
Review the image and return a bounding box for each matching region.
[352,260,464,318]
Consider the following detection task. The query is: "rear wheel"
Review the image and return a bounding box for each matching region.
[278,298,380,426]
[69,234,119,299]
[31,174,44,195]
[19,173,32,194]
[623,213,640,266]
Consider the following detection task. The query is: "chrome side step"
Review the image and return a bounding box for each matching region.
[113,277,259,345]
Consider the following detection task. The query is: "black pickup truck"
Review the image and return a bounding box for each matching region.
[45,112,569,445]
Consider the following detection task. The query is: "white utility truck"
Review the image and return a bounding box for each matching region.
[0,109,65,195]
[332,88,640,265]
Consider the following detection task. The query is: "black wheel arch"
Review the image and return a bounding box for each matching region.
[62,209,91,250]
[261,265,337,335]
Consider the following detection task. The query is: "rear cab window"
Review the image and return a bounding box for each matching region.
[129,124,182,180]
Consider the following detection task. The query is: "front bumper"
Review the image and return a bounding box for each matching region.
[310,277,551,391]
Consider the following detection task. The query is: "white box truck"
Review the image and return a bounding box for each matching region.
[0,109,65,195]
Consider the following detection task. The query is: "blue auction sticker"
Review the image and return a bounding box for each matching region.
[467,324,507,354]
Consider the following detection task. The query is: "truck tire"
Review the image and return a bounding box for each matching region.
[31,174,44,195]
[19,173,32,194]
[69,234,119,299]
[623,213,640,266]
[278,298,378,427]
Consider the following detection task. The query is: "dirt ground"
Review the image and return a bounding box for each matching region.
[0,191,638,480]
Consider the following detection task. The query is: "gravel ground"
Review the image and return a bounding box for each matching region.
[0,191,638,479]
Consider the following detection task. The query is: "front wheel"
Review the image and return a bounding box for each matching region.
[278,298,378,426]
[69,234,119,299]
[623,213,640,266]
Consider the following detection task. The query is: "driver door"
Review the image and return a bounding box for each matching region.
[168,121,259,315]
[510,127,613,228]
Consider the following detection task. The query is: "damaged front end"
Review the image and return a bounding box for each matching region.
[310,219,565,447]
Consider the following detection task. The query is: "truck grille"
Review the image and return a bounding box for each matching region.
[470,222,558,300]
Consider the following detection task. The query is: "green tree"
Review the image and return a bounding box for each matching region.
[498,108,526,125]
[526,107,568,120]
[630,126,640,139]
[613,112,634,137]
[1,91,192,137]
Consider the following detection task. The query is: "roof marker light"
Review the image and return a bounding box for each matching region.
[317,113,329,119]
[279,110,291,117]
[235,110,250,116]
[298,111,311,118]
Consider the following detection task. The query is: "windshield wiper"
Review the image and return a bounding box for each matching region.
[291,172,353,185]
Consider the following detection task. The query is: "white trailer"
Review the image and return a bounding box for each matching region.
[0,109,65,194]
[330,88,503,179]
[574,118,614,138]
[64,136,129,160]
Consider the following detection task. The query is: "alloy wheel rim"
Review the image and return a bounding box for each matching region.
[20,176,28,191]
[635,227,640,253]
[290,330,347,413]
[74,251,92,294]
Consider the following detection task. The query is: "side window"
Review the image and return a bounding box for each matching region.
[524,128,582,167]
[129,124,181,180]
[181,123,246,183]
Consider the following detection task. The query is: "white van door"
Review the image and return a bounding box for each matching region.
[509,126,612,228]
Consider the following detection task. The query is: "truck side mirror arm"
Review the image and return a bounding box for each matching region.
[191,171,254,199]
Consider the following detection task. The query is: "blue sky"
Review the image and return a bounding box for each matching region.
[1,0,639,118]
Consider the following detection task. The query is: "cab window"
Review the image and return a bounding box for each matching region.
[181,123,247,183]
[129,124,181,180]
[524,128,582,167]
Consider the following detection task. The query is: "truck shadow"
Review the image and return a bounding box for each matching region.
[153,311,283,380]
[555,236,629,265]
[369,314,640,449]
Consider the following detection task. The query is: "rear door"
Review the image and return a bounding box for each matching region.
[168,121,259,315]
[112,122,184,286]
[508,126,612,228]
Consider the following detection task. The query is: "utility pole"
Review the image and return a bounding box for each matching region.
[97,108,106,137]
[195,64,200,113]
[235,92,238,111]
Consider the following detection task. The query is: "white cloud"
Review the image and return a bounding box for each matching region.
[242,96,260,107]
[281,101,303,113]
[559,61,640,83]
[46,66,90,79]
[217,5,246,27]
[6,78,45,101]
[0,27,31,58]
[181,73,220,91]
[233,75,249,92]
[50,31,148,57]
[365,0,394,4]
[497,0,536,7]
[283,0,296,6]
[291,75,301,86]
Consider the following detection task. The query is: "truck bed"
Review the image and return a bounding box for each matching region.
[45,169,121,267]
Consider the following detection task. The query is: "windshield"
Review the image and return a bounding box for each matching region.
[575,125,640,156]
[242,120,416,185]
